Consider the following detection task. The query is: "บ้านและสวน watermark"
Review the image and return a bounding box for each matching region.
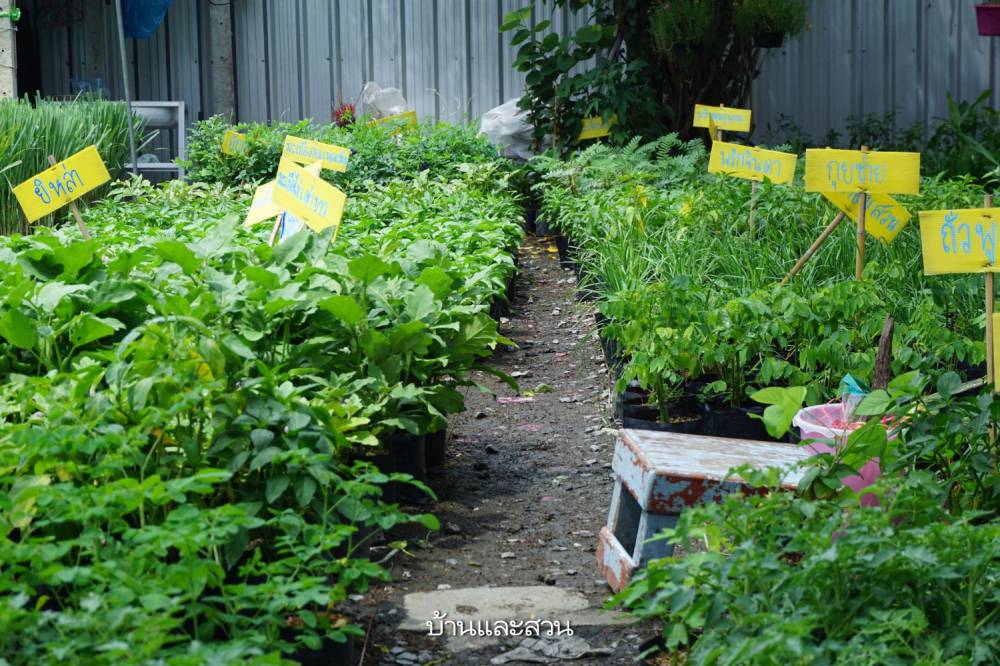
[425,610,574,638]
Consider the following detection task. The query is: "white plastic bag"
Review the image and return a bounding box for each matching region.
[479,98,534,160]
[360,82,408,118]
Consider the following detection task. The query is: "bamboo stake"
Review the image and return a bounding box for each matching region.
[780,211,846,286]
[267,213,283,247]
[987,193,995,390]
[48,155,91,240]
[855,145,869,280]
[748,180,759,230]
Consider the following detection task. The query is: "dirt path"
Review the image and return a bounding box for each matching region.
[358,236,653,665]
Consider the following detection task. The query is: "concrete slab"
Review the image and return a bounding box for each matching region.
[398,585,634,652]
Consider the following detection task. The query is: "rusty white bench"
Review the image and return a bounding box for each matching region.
[597,429,809,592]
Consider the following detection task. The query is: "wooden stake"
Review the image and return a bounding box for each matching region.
[987,193,995,390]
[48,155,91,240]
[855,145,869,280]
[872,315,895,390]
[780,211,846,285]
[748,180,759,230]
[267,214,283,247]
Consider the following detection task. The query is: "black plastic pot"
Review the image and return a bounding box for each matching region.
[364,449,398,504]
[425,426,448,470]
[701,402,772,440]
[524,207,539,233]
[753,31,785,48]
[290,633,356,666]
[535,216,553,236]
[383,432,429,504]
[623,412,705,434]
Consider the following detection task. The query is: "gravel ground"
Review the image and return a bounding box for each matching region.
[353,236,655,665]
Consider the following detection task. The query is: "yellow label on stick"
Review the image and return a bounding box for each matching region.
[919,208,1000,275]
[222,129,248,156]
[273,157,346,234]
[804,148,921,194]
[244,161,323,228]
[578,115,618,140]
[708,141,797,184]
[13,145,111,223]
[707,115,718,141]
[370,110,418,128]
[693,104,751,132]
[282,136,350,172]
[823,191,911,243]
[244,162,322,228]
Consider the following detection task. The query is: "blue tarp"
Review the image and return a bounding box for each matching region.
[122,0,175,39]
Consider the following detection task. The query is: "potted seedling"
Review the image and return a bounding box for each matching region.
[977,2,1000,35]
[733,0,808,48]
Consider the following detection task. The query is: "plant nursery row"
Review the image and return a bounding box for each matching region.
[0,110,521,663]
[527,136,1000,661]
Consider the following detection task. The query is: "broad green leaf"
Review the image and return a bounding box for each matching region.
[320,295,367,326]
[265,475,290,503]
[936,371,961,398]
[295,476,317,507]
[35,282,87,312]
[0,308,37,350]
[404,284,438,322]
[69,314,123,348]
[154,240,202,274]
[855,389,892,416]
[348,254,390,283]
[416,266,455,299]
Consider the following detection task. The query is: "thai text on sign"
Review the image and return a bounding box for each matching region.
[273,157,346,234]
[919,208,999,274]
[282,136,350,172]
[823,191,911,243]
[244,161,323,228]
[578,115,618,140]
[708,141,797,184]
[804,148,920,194]
[222,129,248,155]
[692,104,751,132]
[13,145,111,223]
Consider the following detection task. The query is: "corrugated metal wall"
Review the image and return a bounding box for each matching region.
[24,0,209,121]
[230,0,592,124]
[24,1,1000,139]
[752,0,1000,143]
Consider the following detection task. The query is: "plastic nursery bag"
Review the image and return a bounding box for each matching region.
[479,98,534,161]
[360,82,408,118]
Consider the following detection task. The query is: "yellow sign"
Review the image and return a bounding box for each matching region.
[823,191,911,243]
[13,145,111,223]
[708,141,797,185]
[707,114,718,141]
[273,157,346,234]
[919,208,999,275]
[244,161,323,228]
[804,148,921,194]
[693,104,751,132]
[282,136,350,172]
[578,115,618,140]
[222,129,248,156]
[370,110,418,128]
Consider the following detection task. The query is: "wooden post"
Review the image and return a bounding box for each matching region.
[267,214,283,247]
[780,211,846,285]
[748,180,759,230]
[855,145,869,280]
[48,155,92,240]
[987,193,995,390]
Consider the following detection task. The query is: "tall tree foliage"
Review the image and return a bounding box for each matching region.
[503,0,808,152]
